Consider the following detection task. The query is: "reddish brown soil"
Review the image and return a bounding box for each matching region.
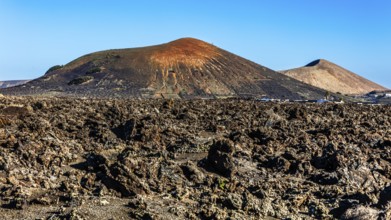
[151,38,221,68]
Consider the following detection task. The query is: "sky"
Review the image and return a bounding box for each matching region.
[1,0,390,88]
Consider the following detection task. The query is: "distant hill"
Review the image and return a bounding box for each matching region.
[0,80,29,89]
[1,38,327,99]
[280,59,387,95]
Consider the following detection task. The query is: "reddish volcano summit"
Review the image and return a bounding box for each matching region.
[151,38,221,68]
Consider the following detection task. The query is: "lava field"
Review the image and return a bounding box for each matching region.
[0,96,390,219]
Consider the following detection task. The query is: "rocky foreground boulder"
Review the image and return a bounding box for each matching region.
[0,96,390,219]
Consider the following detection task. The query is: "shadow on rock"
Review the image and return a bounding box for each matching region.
[200,138,236,178]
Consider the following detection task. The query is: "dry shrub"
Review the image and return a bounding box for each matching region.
[342,205,379,220]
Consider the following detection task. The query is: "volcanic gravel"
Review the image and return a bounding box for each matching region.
[0,96,390,219]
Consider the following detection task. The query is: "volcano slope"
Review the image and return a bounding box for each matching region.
[0,80,29,89]
[0,96,391,219]
[1,38,327,100]
[281,59,387,95]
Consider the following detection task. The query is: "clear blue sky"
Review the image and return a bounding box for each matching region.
[1,0,390,88]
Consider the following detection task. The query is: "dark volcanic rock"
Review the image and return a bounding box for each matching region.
[378,186,391,207]
[205,138,236,178]
[0,96,390,219]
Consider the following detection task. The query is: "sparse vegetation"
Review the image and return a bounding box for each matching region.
[325,91,331,99]
[68,76,94,85]
[106,53,121,59]
[86,67,102,75]
[218,178,228,190]
[45,65,63,74]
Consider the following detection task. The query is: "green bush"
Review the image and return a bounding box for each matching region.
[45,65,63,74]
[218,178,228,190]
[68,76,94,85]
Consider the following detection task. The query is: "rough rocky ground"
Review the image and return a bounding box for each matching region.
[0,96,390,219]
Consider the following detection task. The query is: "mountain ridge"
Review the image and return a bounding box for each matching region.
[0,80,29,89]
[281,59,387,95]
[1,38,328,99]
